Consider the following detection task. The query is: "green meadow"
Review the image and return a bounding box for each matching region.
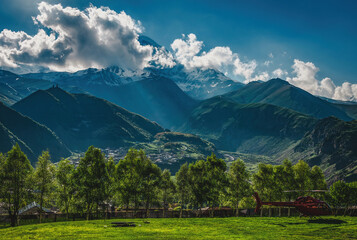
[1,217,356,240]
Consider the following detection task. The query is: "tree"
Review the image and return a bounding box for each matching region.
[253,163,275,201]
[141,157,162,218]
[175,163,191,218]
[281,159,296,201]
[116,149,145,213]
[310,165,327,199]
[56,158,74,219]
[293,160,312,194]
[252,163,276,217]
[1,144,33,226]
[34,151,55,223]
[74,146,109,220]
[105,157,116,217]
[116,148,161,217]
[188,159,209,216]
[329,180,351,215]
[347,182,357,212]
[160,169,175,217]
[227,159,251,216]
[188,154,227,217]
[205,154,227,215]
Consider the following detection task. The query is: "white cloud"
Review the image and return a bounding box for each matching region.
[272,68,288,78]
[151,46,176,68]
[263,60,272,66]
[287,59,357,101]
[233,58,257,82]
[171,33,264,82]
[0,2,153,72]
[269,53,274,58]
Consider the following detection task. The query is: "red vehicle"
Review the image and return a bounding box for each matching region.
[253,192,332,217]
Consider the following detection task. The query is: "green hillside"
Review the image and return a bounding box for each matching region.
[0,102,71,163]
[224,78,352,121]
[12,87,165,152]
[293,117,357,183]
[181,96,316,156]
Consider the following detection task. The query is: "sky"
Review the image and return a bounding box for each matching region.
[0,0,356,101]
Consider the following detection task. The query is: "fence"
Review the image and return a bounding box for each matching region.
[1,207,356,226]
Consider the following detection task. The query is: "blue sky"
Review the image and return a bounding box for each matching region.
[0,0,356,100]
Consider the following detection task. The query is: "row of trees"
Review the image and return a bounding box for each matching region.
[1,144,356,226]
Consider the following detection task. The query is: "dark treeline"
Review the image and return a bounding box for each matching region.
[1,144,357,227]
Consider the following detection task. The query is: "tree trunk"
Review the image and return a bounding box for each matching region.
[39,192,44,224]
[269,208,272,217]
[126,204,129,219]
[66,206,69,220]
[180,202,183,218]
[86,203,92,221]
[134,195,138,215]
[10,213,16,227]
[236,201,239,217]
[145,199,150,218]
[163,199,166,218]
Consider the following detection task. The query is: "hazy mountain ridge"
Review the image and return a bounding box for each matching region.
[0,101,71,163]
[181,95,317,155]
[12,87,165,152]
[293,117,357,182]
[224,78,353,121]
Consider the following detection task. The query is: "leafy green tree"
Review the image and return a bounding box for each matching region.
[272,165,285,201]
[116,148,161,217]
[329,180,353,215]
[293,160,312,194]
[227,158,250,216]
[74,146,109,220]
[253,163,275,201]
[160,169,175,217]
[141,157,162,217]
[1,144,33,226]
[34,151,56,223]
[116,149,144,212]
[205,154,227,214]
[310,165,327,199]
[105,157,116,216]
[188,159,209,215]
[175,163,191,218]
[188,154,226,217]
[55,158,74,219]
[347,182,357,210]
[281,159,296,201]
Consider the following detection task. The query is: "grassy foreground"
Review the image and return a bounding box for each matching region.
[0,217,356,240]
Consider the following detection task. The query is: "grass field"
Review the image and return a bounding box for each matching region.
[1,217,356,239]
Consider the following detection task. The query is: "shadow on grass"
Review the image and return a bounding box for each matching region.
[308,219,347,224]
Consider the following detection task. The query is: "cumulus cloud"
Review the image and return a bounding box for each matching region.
[151,46,176,68]
[171,33,265,82]
[287,59,357,101]
[272,68,288,78]
[0,2,153,72]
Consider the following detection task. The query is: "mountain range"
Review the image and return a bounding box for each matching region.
[224,78,353,121]
[0,36,356,182]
